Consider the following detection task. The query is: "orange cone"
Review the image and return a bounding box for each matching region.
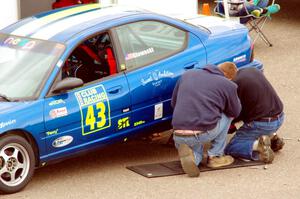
[202,3,211,16]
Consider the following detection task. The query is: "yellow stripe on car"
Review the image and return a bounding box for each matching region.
[42,4,101,22]
[12,4,101,37]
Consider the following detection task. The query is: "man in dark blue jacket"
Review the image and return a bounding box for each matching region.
[225,67,284,163]
[171,62,241,177]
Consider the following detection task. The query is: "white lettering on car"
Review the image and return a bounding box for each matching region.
[125,47,154,60]
[52,136,73,148]
[49,99,65,106]
[141,70,174,86]
[233,54,246,63]
[0,119,16,129]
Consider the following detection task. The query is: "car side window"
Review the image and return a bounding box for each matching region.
[62,32,117,84]
[115,21,187,70]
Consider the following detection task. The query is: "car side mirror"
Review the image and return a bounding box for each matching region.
[52,77,83,93]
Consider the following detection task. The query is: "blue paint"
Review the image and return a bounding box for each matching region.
[0,5,263,166]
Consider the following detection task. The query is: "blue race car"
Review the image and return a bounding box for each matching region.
[0,4,262,193]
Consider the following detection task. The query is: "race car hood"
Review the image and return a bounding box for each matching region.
[183,15,245,35]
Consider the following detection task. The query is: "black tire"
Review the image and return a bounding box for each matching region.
[0,135,35,194]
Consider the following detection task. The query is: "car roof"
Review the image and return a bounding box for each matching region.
[1,4,150,43]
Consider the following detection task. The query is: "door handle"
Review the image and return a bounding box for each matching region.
[107,86,122,94]
[184,62,198,70]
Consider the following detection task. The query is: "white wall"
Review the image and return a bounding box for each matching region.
[117,0,198,15]
[0,0,20,29]
[0,0,197,30]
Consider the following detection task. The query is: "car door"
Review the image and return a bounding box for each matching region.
[113,20,206,129]
[44,75,131,155]
[43,32,131,157]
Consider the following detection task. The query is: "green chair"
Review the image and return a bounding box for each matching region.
[214,0,280,46]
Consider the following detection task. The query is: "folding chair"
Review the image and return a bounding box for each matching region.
[214,0,279,47]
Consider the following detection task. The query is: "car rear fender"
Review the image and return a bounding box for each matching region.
[205,29,252,68]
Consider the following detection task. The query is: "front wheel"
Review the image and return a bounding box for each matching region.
[0,135,35,194]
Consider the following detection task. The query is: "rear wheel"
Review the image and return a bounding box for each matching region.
[0,135,35,194]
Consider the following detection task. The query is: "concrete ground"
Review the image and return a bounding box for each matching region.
[2,0,300,198]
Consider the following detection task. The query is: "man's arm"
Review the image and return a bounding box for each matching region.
[171,79,180,108]
[224,84,242,118]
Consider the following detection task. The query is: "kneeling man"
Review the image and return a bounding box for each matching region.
[225,67,284,163]
[171,62,241,177]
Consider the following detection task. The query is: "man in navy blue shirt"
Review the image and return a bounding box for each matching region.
[171,62,241,177]
[225,67,284,163]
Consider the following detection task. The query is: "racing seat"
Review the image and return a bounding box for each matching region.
[63,33,117,83]
[80,44,117,76]
[65,45,100,83]
[95,34,117,75]
[105,46,117,75]
[79,44,100,63]
[214,0,279,46]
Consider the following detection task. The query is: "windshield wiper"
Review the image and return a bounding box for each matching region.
[0,94,12,102]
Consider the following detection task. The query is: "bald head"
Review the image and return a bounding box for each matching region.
[218,62,238,80]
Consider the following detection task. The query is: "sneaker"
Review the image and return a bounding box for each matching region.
[267,4,280,14]
[207,155,234,168]
[251,9,261,17]
[178,144,200,177]
[271,134,285,152]
[257,135,274,163]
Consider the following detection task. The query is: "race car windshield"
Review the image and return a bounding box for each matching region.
[0,34,65,99]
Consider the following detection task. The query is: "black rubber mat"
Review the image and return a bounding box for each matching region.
[127,159,265,178]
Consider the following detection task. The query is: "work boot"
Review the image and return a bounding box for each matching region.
[257,135,274,163]
[177,144,200,177]
[271,134,285,152]
[207,155,234,168]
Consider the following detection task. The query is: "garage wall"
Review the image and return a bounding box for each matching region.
[1,0,197,29]
[0,0,20,29]
[20,0,103,18]
[20,0,54,18]
[117,0,198,15]
[17,0,198,20]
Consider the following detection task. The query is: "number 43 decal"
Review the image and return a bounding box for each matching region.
[75,85,111,136]
[85,102,106,131]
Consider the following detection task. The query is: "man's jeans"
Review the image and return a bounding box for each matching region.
[173,114,233,165]
[225,113,284,160]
